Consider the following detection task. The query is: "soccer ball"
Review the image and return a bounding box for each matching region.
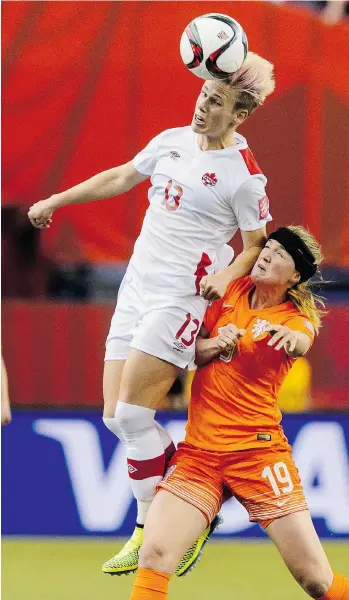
[180,13,248,80]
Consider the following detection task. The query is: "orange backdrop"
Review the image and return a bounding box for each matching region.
[2,1,349,266]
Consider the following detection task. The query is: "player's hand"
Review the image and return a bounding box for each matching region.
[266,324,298,352]
[28,199,55,229]
[216,324,246,351]
[1,403,12,426]
[199,273,230,302]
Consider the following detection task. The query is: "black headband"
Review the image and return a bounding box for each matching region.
[267,227,317,283]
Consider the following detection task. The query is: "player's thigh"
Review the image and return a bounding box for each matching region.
[131,297,206,373]
[159,442,222,526]
[266,511,333,591]
[118,296,205,408]
[103,273,145,415]
[139,489,207,575]
[119,348,180,408]
[103,360,126,417]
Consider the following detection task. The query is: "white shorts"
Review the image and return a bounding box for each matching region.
[105,270,207,369]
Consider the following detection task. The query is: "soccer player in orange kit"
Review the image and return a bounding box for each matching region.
[128,226,349,600]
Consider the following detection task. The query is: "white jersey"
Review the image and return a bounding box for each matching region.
[130,126,271,297]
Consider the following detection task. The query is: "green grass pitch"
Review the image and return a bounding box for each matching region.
[2,538,348,600]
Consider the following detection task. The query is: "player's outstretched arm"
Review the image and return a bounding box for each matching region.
[266,325,311,358]
[28,161,148,229]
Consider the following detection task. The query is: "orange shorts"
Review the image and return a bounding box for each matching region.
[158,442,308,529]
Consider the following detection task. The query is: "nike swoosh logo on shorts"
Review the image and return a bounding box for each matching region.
[223,303,234,308]
[276,497,291,507]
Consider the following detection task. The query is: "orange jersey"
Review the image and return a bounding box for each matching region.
[186,277,315,452]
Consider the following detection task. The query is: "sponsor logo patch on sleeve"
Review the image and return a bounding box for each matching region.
[258,195,269,220]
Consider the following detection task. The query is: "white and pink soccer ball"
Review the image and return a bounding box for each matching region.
[180,13,248,80]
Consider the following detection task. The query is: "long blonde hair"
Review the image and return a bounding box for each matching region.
[286,226,326,333]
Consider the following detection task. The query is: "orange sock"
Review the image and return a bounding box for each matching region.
[319,573,349,600]
[129,568,170,599]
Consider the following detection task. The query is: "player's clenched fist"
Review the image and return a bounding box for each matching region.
[199,272,230,302]
[216,324,246,350]
[28,199,55,229]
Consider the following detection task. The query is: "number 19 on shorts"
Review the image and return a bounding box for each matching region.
[262,462,294,497]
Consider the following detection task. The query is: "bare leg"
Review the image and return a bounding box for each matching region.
[139,490,207,575]
[102,357,175,452]
[103,359,126,417]
[101,354,180,576]
[103,352,179,501]
[267,511,334,598]
[115,349,180,505]
[119,348,180,408]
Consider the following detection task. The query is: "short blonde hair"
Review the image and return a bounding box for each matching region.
[286,226,326,334]
[228,52,275,114]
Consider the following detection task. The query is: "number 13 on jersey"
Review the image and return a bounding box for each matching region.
[162,180,183,212]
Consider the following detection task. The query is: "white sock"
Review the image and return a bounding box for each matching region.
[136,500,152,526]
[103,416,172,526]
[154,421,174,450]
[102,418,172,451]
[102,417,125,445]
[114,402,165,503]
[135,424,175,525]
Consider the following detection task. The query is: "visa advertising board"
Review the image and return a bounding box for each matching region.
[2,412,349,538]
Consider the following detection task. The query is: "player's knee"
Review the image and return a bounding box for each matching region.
[102,417,124,443]
[114,402,154,434]
[114,402,130,428]
[139,540,172,572]
[304,579,331,598]
[294,567,333,598]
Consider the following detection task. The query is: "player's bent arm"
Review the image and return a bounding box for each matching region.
[222,228,267,282]
[28,161,148,226]
[199,228,267,301]
[195,324,245,366]
[195,335,222,366]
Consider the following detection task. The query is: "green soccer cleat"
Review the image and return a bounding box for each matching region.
[102,525,143,576]
[175,512,223,577]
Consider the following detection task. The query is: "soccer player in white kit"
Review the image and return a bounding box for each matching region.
[28,52,275,575]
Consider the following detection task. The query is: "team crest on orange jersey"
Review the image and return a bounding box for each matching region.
[202,173,218,187]
[251,318,271,339]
